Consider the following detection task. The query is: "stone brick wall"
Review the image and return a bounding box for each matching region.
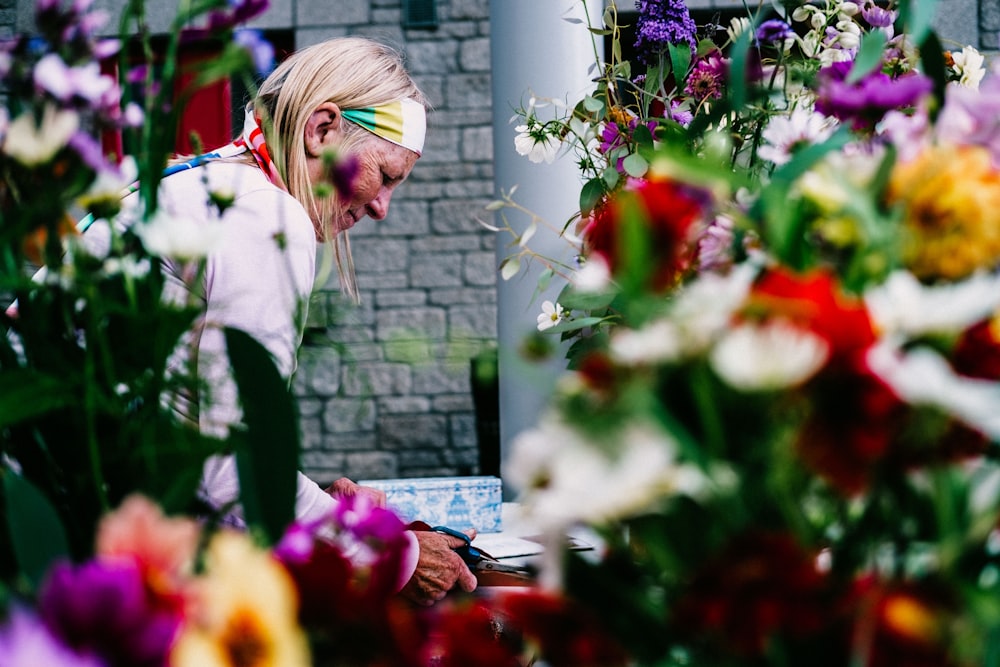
[287,0,498,485]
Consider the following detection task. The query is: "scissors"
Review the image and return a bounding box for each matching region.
[430,525,536,583]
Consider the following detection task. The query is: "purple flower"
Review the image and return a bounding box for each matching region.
[668,99,693,127]
[936,74,1000,166]
[39,559,181,667]
[815,62,933,130]
[634,0,697,66]
[0,606,105,667]
[861,0,897,29]
[68,131,112,173]
[234,28,275,77]
[755,19,793,45]
[207,0,271,32]
[684,52,728,102]
[331,494,409,549]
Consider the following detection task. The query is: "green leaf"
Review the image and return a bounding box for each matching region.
[919,31,948,121]
[667,42,692,89]
[545,316,608,335]
[899,0,940,45]
[557,286,617,311]
[583,96,605,113]
[631,123,654,150]
[846,31,887,84]
[3,472,69,589]
[602,166,620,190]
[0,370,77,429]
[226,327,298,546]
[622,153,649,178]
[728,28,752,111]
[500,257,521,281]
[580,177,605,215]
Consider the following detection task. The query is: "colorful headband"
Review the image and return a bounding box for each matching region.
[341,98,426,156]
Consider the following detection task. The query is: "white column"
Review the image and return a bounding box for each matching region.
[489,0,604,498]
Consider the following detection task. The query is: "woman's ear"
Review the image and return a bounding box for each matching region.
[304,101,343,157]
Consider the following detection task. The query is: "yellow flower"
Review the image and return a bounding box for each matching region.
[888,145,1000,281]
[170,531,310,667]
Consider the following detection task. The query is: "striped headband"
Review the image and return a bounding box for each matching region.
[341,98,426,156]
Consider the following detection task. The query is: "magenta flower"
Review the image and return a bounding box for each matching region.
[685,53,728,102]
[39,559,181,667]
[0,606,105,667]
[329,152,360,200]
[815,61,933,130]
[668,99,693,127]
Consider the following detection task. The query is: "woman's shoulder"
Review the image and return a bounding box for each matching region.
[161,161,316,245]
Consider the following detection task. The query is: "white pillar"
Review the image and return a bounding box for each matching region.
[489,0,604,499]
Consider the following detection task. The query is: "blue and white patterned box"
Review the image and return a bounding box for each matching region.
[357,476,503,533]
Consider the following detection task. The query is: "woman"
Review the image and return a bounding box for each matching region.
[119,36,476,605]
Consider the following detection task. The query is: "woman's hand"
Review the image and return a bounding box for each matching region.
[324,477,387,508]
[400,529,478,606]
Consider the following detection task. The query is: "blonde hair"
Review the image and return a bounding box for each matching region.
[253,37,426,302]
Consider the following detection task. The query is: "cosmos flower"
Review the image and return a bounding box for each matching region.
[815,61,933,129]
[513,121,562,164]
[3,105,79,166]
[710,320,831,391]
[506,414,709,532]
[758,107,838,166]
[536,300,565,331]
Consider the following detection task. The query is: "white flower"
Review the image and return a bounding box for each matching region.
[514,124,562,164]
[864,270,1000,339]
[536,300,565,331]
[3,106,79,166]
[133,208,224,261]
[951,46,986,89]
[867,342,1000,440]
[758,107,837,166]
[505,415,710,532]
[103,255,151,279]
[77,156,138,210]
[726,16,751,43]
[610,319,684,365]
[664,260,760,354]
[710,321,830,391]
[34,54,114,104]
[572,255,611,292]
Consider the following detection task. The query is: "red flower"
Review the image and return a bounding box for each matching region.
[424,598,522,667]
[796,355,907,495]
[672,531,839,658]
[744,267,877,365]
[848,577,958,667]
[582,177,707,291]
[951,318,1000,380]
[500,590,629,667]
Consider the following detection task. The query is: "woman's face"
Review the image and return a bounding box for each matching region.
[331,136,418,234]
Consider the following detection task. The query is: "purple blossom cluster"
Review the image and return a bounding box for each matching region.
[634,0,697,66]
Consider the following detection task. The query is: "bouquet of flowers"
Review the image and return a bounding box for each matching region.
[489,0,1000,664]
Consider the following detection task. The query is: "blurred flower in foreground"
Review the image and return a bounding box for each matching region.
[887,144,1000,281]
[39,559,181,666]
[234,29,275,77]
[132,208,225,261]
[3,105,79,166]
[758,107,837,166]
[171,531,310,667]
[506,414,709,532]
[0,607,104,667]
[673,532,839,658]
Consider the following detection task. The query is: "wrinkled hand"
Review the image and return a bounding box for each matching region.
[400,529,478,606]
[324,477,387,508]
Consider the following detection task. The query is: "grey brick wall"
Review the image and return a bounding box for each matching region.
[289,0,497,485]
